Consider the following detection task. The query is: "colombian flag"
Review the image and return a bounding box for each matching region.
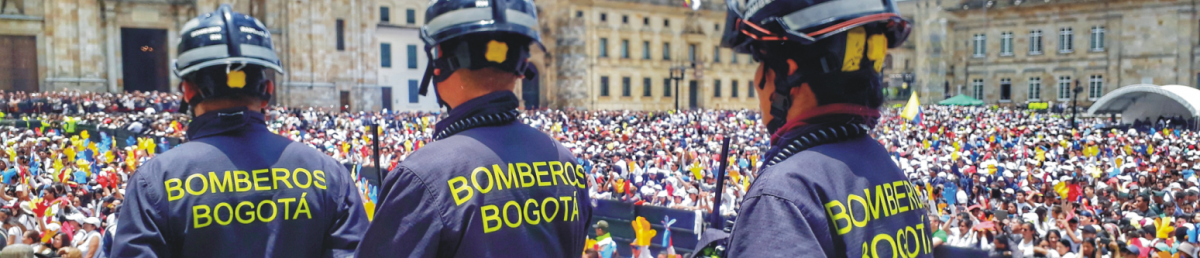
[901,93,922,124]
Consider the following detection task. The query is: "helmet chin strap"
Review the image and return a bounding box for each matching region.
[761,54,802,135]
[419,37,533,112]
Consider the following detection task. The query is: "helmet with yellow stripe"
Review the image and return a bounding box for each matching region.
[720,0,911,134]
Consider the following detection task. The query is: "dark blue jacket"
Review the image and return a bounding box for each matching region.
[728,135,934,258]
[357,91,592,257]
[112,107,368,258]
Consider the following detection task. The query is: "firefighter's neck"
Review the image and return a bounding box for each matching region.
[193,98,266,117]
[438,68,519,109]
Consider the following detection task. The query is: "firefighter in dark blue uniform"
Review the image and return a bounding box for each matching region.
[355,0,592,256]
[698,0,987,257]
[112,4,368,258]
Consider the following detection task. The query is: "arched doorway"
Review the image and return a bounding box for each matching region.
[120,28,170,93]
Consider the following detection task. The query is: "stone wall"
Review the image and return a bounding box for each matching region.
[940,0,1200,105]
[555,0,758,111]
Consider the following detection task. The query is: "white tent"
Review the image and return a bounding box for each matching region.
[1087,84,1200,124]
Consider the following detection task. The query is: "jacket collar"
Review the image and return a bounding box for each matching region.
[186,106,267,140]
[433,91,520,139]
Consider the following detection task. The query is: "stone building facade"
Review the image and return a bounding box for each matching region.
[0,0,394,111]
[889,0,1200,106]
[540,0,759,110]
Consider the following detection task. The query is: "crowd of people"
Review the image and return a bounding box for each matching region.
[889,106,1200,258]
[1,90,1200,257]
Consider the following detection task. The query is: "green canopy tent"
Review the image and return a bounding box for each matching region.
[938,94,985,106]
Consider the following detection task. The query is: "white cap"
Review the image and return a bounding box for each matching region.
[84,217,101,227]
[66,213,85,224]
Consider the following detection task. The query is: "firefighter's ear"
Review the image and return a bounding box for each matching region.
[180,81,197,104]
[261,81,274,109]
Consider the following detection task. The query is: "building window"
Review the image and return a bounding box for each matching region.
[1029,30,1043,55]
[748,80,756,97]
[972,79,984,100]
[600,13,607,22]
[1000,32,1013,56]
[621,77,631,96]
[663,78,672,96]
[406,9,416,24]
[663,19,670,27]
[1090,26,1105,51]
[643,78,652,97]
[712,46,721,63]
[380,43,391,68]
[972,34,985,57]
[622,15,628,24]
[713,80,722,97]
[407,45,418,69]
[1000,78,1012,101]
[731,53,738,64]
[1088,75,1103,100]
[643,17,649,25]
[408,80,420,103]
[1028,77,1042,100]
[620,40,629,58]
[600,76,610,96]
[599,38,608,58]
[576,11,583,17]
[1057,76,1072,100]
[642,41,650,60]
[731,80,739,98]
[688,44,697,62]
[1059,27,1073,53]
[336,19,345,51]
[381,7,390,22]
[663,43,671,60]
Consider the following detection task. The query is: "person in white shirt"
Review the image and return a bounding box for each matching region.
[77,217,101,258]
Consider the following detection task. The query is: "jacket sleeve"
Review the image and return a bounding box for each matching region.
[323,165,369,258]
[355,166,444,258]
[111,165,170,258]
[726,195,828,258]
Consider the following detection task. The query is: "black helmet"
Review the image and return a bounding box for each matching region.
[721,0,910,54]
[173,4,282,106]
[418,0,543,108]
[720,0,911,134]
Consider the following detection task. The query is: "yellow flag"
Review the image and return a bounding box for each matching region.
[1147,144,1154,155]
[951,152,959,160]
[79,130,89,140]
[1036,148,1046,162]
[127,150,137,170]
[404,140,413,152]
[1116,157,1123,168]
[923,140,930,149]
[145,140,156,154]
[1124,145,1133,155]
[988,164,997,175]
[64,148,75,162]
[954,142,961,152]
[1156,217,1175,239]
[1054,181,1069,197]
[363,200,375,221]
[52,159,63,175]
[900,93,921,120]
[105,151,114,163]
[631,216,658,246]
[691,163,704,180]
